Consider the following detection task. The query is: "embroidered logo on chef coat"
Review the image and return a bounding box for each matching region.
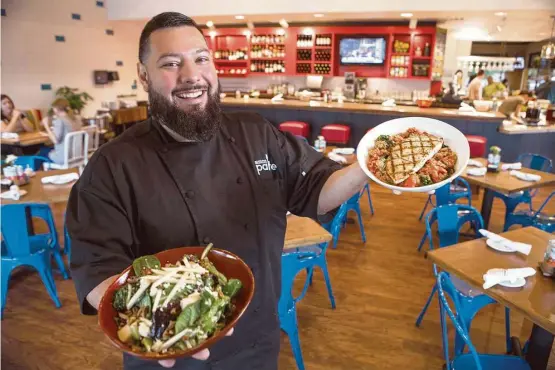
[254,154,278,176]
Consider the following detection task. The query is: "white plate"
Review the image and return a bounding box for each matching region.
[486,239,515,253]
[497,278,526,288]
[356,117,470,193]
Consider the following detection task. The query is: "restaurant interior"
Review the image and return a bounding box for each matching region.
[1,0,555,369]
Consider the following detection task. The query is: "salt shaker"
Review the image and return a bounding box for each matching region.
[540,239,555,277]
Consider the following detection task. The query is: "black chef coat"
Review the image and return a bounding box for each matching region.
[66,112,341,369]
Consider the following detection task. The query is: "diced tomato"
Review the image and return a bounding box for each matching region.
[401,174,418,187]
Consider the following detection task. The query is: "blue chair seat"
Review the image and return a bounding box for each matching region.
[452,353,531,370]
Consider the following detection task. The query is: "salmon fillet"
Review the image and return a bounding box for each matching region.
[385,132,443,184]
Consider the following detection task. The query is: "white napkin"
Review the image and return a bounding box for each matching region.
[271,94,283,102]
[483,267,536,289]
[5,154,18,164]
[327,152,347,164]
[510,170,541,182]
[41,172,79,185]
[332,148,355,155]
[459,102,476,112]
[467,167,487,176]
[479,229,532,255]
[501,162,522,171]
[467,159,484,167]
[1,132,19,140]
[309,100,321,107]
[382,99,396,107]
[0,188,25,200]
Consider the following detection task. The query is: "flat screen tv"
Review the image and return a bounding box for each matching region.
[339,36,387,66]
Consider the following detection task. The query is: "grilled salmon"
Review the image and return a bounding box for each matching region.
[384,132,443,184]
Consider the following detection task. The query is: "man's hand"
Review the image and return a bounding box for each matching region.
[158,328,234,368]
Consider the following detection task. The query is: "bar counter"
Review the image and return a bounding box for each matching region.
[221,97,555,162]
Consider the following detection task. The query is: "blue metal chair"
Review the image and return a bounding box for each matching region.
[419,177,472,221]
[322,192,366,249]
[437,272,531,370]
[1,204,62,317]
[280,244,333,370]
[28,204,70,279]
[360,183,375,215]
[492,153,553,230]
[417,179,473,252]
[13,155,52,171]
[415,204,511,355]
[504,191,555,232]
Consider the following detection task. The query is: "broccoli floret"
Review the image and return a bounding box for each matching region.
[419,175,432,186]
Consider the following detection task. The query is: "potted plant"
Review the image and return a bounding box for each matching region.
[54,86,93,115]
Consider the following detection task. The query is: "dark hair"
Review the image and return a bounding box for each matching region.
[519,90,532,97]
[455,69,462,75]
[1,94,15,121]
[139,12,204,63]
[477,69,485,77]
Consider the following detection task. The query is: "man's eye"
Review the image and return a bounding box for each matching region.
[162,62,180,68]
[197,56,210,64]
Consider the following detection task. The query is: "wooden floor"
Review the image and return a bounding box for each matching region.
[1,183,554,370]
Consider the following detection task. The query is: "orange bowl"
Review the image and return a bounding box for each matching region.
[97,247,255,360]
[417,99,434,108]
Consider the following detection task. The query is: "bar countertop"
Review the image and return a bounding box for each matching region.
[221,97,507,122]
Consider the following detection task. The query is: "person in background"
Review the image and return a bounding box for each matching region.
[498,90,532,118]
[442,82,463,105]
[483,76,506,99]
[1,94,34,133]
[535,80,555,104]
[39,98,82,164]
[452,69,463,94]
[467,69,485,101]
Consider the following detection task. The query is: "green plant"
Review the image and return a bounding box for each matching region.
[55,86,93,114]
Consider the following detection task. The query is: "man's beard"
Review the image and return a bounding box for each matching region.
[148,83,222,142]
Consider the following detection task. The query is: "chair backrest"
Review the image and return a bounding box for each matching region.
[517,153,553,173]
[437,272,483,370]
[13,156,51,171]
[1,204,35,258]
[63,131,89,168]
[425,204,484,249]
[81,125,99,153]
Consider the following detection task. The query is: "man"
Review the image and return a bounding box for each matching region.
[483,76,506,99]
[66,12,368,370]
[498,90,532,118]
[467,69,485,101]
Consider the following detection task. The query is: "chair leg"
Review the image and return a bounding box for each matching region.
[419,196,431,221]
[365,184,374,215]
[305,267,313,286]
[281,309,305,370]
[417,232,427,252]
[36,265,62,308]
[505,307,512,353]
[1,265,12,318]
[51,249,70,280]
[355,205,366,243]
[416,284,437,327]
[316,258,336,309]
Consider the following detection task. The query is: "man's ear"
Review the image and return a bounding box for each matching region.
[137,63,149,92]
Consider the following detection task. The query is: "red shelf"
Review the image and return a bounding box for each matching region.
[391,53,410,56]
[412,56,432,60]
[217,73,248,78]
[296,47,313,50]
[314,46,332,49]
[251,43,285,47]
[250,58,285,61]
[249,72,286,75]
[214,60,248,64]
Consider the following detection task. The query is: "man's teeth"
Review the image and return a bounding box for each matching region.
[176,90,204,99]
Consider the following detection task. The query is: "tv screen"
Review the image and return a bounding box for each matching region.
[339,37,387,65]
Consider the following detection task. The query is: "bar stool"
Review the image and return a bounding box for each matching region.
[321,124,351,146]
[279,121,310,138]
[465,135,487,157]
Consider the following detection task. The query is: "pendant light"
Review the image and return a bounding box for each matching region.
[540,16,555,60]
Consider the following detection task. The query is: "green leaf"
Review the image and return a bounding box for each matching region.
[200,290,215,315]
[132,255,161,276]
[138,293,152,317]
[222,279,242,298]
[200,259,227,286]
[113,285,128,311]
[175,300,201,333]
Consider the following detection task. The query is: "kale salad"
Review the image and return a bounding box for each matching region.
[112,244,242,354]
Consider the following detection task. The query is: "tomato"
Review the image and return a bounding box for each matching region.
[401,174,418,187]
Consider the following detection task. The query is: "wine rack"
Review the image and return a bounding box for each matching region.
[250,60,285,74]
[296,34,313,48]
[296,63,311,74]
[213,48,248,61]
[251,35,285,45]
[313,63,331,75]
[314,49,331,61]
[250,45,285,59]
[315,34,332,46]
[297,49,312,61]
[295,33,334,75]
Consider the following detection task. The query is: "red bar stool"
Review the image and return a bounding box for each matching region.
[465,135,487,157]
[278,121,310,138]
[321,124,351,145]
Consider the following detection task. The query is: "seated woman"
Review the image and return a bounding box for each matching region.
[1,94,35,133]
[40,98,82,165]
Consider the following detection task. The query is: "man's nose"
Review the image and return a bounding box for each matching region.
[178,60,201,84]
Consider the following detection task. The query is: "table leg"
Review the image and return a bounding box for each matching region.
[480,188,495,229]
[525,324,554,370]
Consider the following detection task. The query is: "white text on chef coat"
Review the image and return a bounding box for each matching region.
[254,155,278,175]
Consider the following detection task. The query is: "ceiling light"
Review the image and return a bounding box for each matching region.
[302,27,314,35]
[540,16,555,60]
[235,15,245,20]
[314,14,324,18]
[279,19,289,28]
[206,21,214,28]
[400,13,413,18]
[494,12,507,17]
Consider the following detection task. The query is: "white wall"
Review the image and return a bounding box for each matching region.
[441,32,472,86]
[1,0,148,117]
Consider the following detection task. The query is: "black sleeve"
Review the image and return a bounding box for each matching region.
[270,125,342,221]
[66,153,135,315]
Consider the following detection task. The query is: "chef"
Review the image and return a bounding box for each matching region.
[67,12,368,370]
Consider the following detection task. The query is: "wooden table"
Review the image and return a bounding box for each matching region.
[0,131,51,147]
[460,158,555,229]
[2,168,78,204]
[284,215,332,250]
[427,227,555,370]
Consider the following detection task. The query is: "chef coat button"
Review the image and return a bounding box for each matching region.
[185,190,195,199]
[203,237,211,244]
[228,137,236,144]
[236,177,243,184]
